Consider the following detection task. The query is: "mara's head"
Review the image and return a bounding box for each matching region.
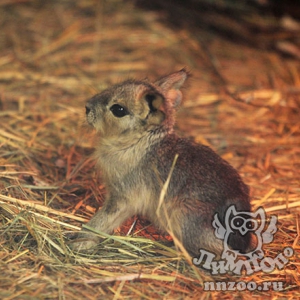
[85,69,188,140]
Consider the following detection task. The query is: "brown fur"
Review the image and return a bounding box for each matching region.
[71,69,251,258]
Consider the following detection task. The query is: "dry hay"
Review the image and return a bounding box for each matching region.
[0,1,299,299]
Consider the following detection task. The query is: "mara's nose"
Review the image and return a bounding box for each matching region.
[85,99,96,125]
[85,100,93,115]
[85,104,91,115]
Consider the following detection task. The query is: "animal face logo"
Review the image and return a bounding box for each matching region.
[193,205,293,275]
[230,214,259,235]
[213,205,278,260]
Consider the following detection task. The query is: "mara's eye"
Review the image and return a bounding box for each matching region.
[110,104,129,118]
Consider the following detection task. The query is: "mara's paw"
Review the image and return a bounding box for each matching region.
[69,233,100,252]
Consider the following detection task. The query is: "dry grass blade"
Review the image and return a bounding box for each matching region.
[0,194,88,222]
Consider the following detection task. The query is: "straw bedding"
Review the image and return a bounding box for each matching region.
[0,1,299,299]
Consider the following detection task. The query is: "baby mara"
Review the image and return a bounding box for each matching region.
[72,69,251,258]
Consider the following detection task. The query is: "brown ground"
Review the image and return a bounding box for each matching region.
[0,1,299,299]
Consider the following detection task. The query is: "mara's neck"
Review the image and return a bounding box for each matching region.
[94,129,168,181]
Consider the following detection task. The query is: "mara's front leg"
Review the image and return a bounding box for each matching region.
[71,196,133,252]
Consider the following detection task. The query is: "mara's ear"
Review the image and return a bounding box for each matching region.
[141,92,165,126]
[155,69,188,108]
[143,93,164,112]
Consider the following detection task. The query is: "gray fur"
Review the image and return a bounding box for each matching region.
[71,69,251,257]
